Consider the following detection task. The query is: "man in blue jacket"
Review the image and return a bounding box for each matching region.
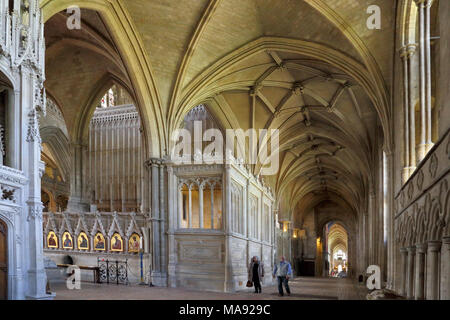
[273,256,292,296]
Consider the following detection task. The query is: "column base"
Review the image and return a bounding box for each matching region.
[425,142,434,154]
[403,166,417,181]
[26,292,56,300]
[224,280,235,293]
[417,144,428,162]
[151,271,167,287]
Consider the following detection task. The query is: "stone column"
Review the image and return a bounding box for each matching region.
[166,165,176,287]
[415,0,434,160]
[414,243,427,299]
[146,158,164,285]
[385,151,395,288]
[441,237,450,300]
[24,93,47,299]
[188,186,192,228]
[426,240,441,299]
[400,45,417,179]
[210,184,215,229]
[159,160,167,285]
[400,47,410,182]
[400,247,408,296]
[368,190,376,265]
[224,164,234,292]
[407,45,417,172]
[424,0,433,153]
[67,143,90,212]
[199,182,204,228]
[5,89,20,169]
[406,246,416,299]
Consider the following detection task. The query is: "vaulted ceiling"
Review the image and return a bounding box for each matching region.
[41,0,396,222]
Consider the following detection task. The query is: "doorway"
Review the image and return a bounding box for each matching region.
[0,219,7,300]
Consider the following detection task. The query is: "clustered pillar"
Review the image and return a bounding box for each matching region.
[145,157,167,286]
[414,243,426,300]
[400,238,446,299]
[400,44,417,182]
[406,246,416,299]
[415,0,434,160]
[401,0,435,182]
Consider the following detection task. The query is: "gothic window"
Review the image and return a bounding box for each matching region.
[100,88,115,108]
[176,104,224,162]
[178,177,222,230]
[231,182,244,235]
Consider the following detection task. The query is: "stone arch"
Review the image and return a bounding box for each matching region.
[40,127,70,182]
[75,74,136,145]
[40,0,165,157]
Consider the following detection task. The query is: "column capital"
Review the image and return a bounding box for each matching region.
[400,247,408,253]
[400,44,417,60]
[414,0,434,8]
[145,157,164,167]
[406,246,416,253]
[415,242,427,253]
[427,240,441,252]
[442,236,450,245]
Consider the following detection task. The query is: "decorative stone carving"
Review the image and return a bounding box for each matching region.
[416,169,424,191]
[407,182,414,200]
[1,185,16,202]
[428,153,438,179]
[26,109,41,144]
[27,206,43,222]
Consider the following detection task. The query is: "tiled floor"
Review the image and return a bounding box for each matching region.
[51,276,368,300]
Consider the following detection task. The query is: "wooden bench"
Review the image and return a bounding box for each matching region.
[57,264,101,283]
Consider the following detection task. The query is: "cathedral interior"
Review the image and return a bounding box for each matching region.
[0,0,449,301]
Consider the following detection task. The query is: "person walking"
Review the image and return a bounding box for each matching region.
[248,256,264,293]
[273,256,292,296]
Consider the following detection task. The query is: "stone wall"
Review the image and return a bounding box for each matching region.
[394,128,449,299]
[174,232,225,291]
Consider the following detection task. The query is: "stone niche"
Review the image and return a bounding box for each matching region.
[168,159,275,292]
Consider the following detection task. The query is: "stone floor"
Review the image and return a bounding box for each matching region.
[51,276,369,300]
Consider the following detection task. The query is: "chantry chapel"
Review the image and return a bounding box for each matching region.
[0,0,448,300]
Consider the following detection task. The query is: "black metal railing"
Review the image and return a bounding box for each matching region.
[97,258,128,285]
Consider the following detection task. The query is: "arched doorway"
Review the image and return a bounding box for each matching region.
[325,222,349,278]
[0,219,7,300]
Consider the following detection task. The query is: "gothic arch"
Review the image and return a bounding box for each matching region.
[40,126,70,182]
[40,0,165,157]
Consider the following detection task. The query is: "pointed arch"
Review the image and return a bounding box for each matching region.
[40,0,165,157]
